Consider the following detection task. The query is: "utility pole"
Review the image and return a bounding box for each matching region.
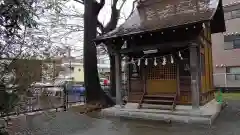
[67,47,72,81]
[65,37,72,81]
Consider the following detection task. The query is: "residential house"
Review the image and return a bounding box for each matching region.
[60,57,111,83]
[61,61,84,82]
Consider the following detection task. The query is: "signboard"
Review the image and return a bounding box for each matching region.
[138,0,212,29]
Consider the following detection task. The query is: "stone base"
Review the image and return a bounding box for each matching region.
[101,99,223,125]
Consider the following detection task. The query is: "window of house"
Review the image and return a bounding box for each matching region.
[224,35,240,50]
[231,9,240,19]
[226,67,240,80]
[233,38,240,48]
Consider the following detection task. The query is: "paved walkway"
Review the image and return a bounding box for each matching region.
[6,100,240,135]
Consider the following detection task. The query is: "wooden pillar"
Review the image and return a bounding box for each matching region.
[126,56,131,98]
[63,85,67,111]
[115,53,122,105]
[189,43,201,109]
[142,61,146,93]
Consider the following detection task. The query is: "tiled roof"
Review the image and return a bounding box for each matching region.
[95,0,225,41]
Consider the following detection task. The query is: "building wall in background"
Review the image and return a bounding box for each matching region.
[212,0,240,88]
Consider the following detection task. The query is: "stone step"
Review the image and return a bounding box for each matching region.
[141,104,173,110]
[102,109,212,125]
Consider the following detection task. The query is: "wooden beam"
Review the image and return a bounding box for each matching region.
[119,41,190,54]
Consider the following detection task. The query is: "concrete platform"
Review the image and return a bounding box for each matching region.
[101,99,223,125]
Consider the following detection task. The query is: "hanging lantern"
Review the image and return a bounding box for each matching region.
[154,57,157,66]
[162,56,166,65]
[178,51,183,60]
[145,58,148,65]
[170,55,174,64]
[137,58,141,66]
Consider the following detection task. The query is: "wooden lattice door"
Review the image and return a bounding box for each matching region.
[146,64,177,94]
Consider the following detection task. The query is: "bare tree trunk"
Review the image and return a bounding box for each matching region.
[84,0,114,106]
[84,0,102,103]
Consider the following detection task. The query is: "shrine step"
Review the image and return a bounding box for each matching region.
[144,94,175,98]
[128,100,140,103]
[143,99,173,103]
[128,92,143,103]
[141,94,177,110]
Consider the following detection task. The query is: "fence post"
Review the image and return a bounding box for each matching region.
[63,85,67,111]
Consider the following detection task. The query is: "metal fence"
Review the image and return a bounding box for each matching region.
[0,82,126,118]
[213,73,240,89]
[0,85,86,118]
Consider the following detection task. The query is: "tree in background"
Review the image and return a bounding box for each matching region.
[77,0,137,105]
[28,0,136,105]
[0,1,66,133]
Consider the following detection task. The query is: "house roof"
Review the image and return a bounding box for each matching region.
[224,32,240,36]
[95,0,225,41]
[223,0,240,7]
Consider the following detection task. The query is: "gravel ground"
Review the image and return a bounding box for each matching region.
[7,100,240,135]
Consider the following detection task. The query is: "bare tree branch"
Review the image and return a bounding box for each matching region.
[73,0,84,4]
[112,0,118,7]
[102,0,120,33]
[127,0,138,20]
[119,0,127,11]
[94,0,105,15]
[97,20,104,34]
